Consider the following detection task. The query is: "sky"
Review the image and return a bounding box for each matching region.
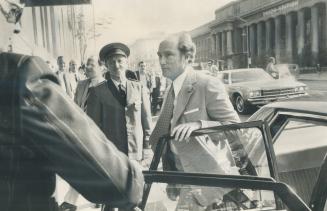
[83,0,233,53]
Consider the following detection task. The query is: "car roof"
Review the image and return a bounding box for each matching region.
[222,68,264,73]
[264,101,327,115]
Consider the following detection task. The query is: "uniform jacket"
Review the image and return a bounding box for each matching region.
[0,53,144,211]
[87,79,152,160]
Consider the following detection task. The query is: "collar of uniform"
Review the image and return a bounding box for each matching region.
[172,66,190,97]
[111,78,126,89]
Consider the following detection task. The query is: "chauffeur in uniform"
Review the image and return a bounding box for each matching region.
[87,43,152,162]
[0,1,144,211]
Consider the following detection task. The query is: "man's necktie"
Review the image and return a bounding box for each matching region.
[118,84,127,106]
[150,85,175,145]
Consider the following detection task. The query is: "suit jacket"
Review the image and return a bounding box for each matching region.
[87,79,152,160]
[74,78,90,110]
[150,69,240,171]
[0,53,144,211]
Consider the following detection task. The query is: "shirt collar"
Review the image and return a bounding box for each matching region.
[172,67,189,97]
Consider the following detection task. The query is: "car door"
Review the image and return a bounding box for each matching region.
[141,120,313,211]
[263,110,327,210]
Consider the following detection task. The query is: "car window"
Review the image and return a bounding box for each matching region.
[231,69,273,84]
[273,119,327,205]
[145,183,279,211]
[158,127,272,178]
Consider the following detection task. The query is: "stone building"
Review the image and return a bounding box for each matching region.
[191,0,327,69]
[129,32,168,72]
[8,4,86,67]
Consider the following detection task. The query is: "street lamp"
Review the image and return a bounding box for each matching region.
[236,17,250,68]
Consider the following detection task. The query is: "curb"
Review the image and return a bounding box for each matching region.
[297,78,327,82]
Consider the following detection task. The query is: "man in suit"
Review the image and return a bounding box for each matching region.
[150,33,241,210]
[87,43,152,162]
[74,56,105,111]
[0,2,144,210]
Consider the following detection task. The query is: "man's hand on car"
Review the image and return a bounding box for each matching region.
[171,122,201,142]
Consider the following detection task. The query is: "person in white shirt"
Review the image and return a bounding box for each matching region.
[55,56,74,98]
[67,59,79,95]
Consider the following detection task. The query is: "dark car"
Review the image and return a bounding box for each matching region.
[140,101,327,211]
[219,68,307,114]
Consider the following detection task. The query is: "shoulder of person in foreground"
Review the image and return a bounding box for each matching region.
[18,55,144,209]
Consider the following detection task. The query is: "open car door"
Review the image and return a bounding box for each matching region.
[140,120,312,211]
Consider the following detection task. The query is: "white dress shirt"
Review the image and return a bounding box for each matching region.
[161,68,189,130]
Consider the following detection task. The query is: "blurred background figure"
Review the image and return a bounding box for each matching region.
[208,59,219,76]
[68,59,78,95]
[74,56,105,111]
[151,71,162,115]
[56,56,74,98]
[265,57,279,79]
[77,64,87,81]
[138,61,152,92]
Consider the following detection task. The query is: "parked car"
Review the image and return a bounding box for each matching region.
[140,101,327,211]
[219,68,307,114]
[248,101,327,208]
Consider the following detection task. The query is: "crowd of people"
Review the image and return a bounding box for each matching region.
[0,1,247,211]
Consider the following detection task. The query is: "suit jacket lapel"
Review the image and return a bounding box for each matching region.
[171,70,197,128]
[81,79,90,104]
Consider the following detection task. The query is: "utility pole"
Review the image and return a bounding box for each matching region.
[236,17,250,68]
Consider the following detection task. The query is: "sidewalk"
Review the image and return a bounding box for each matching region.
[296,71,327,81]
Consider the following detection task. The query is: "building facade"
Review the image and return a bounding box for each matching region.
[129,32,168,72]
[9,5,85,68]
[191,0,327,69]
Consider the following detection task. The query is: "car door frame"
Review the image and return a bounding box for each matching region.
[265,109,327,211]
[141,120,284,209]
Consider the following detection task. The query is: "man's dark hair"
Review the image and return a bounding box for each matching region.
[138,61,145,66]
[57,56,63,61]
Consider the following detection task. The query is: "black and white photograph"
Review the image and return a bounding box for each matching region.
[0,0,326,210]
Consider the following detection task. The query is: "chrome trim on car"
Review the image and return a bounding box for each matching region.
[247,92,307,105]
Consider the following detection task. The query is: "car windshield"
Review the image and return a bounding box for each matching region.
[231,69,273,84]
